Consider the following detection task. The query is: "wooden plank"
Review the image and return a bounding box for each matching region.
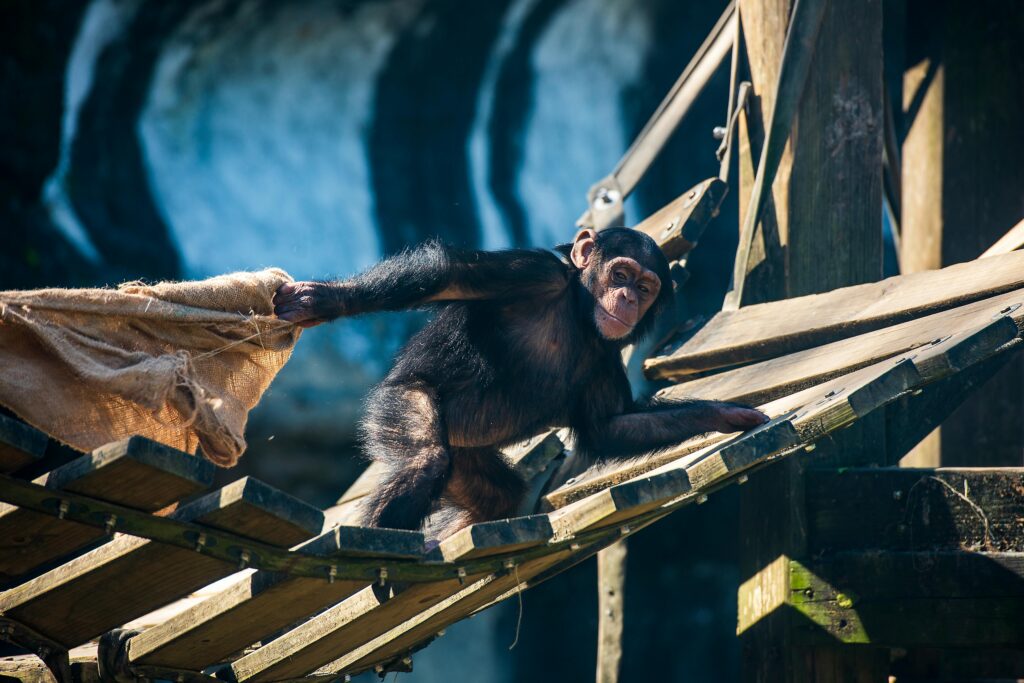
[547,342,932,511]
[547,416,802,539]
[126,526,424,672]
[0,477,322,648]
[0,437,214,583]
[226,514,557,683]
[656,291,1024,402]
[0,413,48,475]
[330,544,590,677]
[645,250,1024,379]
[789,551,1024,647]
[806,467,1024,554]
[632,178,728,261]
[981,218,1024,259]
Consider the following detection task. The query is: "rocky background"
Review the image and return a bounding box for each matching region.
[2,1,743,680]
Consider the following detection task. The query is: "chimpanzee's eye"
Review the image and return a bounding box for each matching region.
[613,270,627,283]
[638,284,650,295]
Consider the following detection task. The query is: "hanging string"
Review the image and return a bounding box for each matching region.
[508,564,524,650]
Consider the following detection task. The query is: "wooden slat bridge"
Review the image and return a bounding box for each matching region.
[1,248,1023,682]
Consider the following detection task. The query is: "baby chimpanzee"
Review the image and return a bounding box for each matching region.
[274,228,767,537]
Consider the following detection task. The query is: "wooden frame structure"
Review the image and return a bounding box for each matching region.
[2,1,1023,681]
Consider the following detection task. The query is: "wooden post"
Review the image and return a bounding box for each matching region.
[596,540,627,683]
[736,0,885,681]
[899,0,1024,468]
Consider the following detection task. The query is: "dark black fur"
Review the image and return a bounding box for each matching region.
[277,229,764,535]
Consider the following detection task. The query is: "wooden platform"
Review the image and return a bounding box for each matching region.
[0,259,1021,682]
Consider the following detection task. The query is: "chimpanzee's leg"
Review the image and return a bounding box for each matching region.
[437,447,527,538]
[360,382,451,531]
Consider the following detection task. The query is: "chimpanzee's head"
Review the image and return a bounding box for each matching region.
[566,227,673,344]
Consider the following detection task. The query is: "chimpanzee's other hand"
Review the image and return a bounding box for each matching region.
[273,281,343,328]
[705,402,770,433]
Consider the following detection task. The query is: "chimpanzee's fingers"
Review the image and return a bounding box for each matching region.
[726,407,770,428]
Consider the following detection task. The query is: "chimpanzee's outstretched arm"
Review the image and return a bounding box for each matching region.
[574,397,770,460]
[274,241,567,325]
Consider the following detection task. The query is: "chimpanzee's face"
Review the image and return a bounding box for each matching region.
[570,230,663,341]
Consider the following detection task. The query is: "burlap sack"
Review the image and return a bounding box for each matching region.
[0,269,301,466]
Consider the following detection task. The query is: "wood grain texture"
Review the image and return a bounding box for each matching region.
[0,414,48,475]
[0,478,320,648]
[789,551,1024,646]
[0,437,213,583]
[126,526,425,671]
[225,511,555,683]
[806,467,1024,554]
[633,178,728,261]
[646,250,1024,379]
[657,290,1024,403]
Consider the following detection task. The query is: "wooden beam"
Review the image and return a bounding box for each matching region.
[0,477,322,648]
[596,540,627,683]
[806,467,1024,554]
[980,218,1024,259]
[632,178,728,262]
[225,516,561,683]
[0,437,213,583]
[899,0,1024,467]
[788,551,1024,647]
[124,526,425,673]
[645,250,1024,379]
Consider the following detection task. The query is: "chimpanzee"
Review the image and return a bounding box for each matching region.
[273,228,767,537]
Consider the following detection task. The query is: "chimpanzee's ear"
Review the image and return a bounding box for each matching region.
[570,229,597,269]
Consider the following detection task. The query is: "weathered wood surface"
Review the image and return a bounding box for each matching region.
[596,540,626,683]
[0,437,213,583]
[226,516,557,683]
[0,656,57,683]
[789,551,1024,646]
[806,467,1024,554]
[632,178,728,261]
[646,251,1024,379]
[657,292,1023,403]
[0,414,48,475]
[126,525,424,672]
[0,477,322,648]
[548,316,1016,511]
[331,543,593,677]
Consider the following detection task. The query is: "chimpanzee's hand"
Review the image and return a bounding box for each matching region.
[703,402,770,433]
[273,281,345,328]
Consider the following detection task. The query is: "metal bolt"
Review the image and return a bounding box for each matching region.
[327,565,337,584]
[712,126,727,139]
[892,490,903,501]
[57,500,70,520]
[237,549,251,570]
[570,542,581,551]
[378,567,389,586]
[402,656,413,667]
[619,525,631,536]
[194,533,207,552]
[104,514,117,535]
[912,389,923,396]
[804,443,817,453]
[697,494,709,504]
[502,559,516,570]
[738,474,749,484]
[593,187,621,210]
[437,629,446,637]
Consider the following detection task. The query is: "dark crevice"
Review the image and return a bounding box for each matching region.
[486,0,566,248]
[369,0,512,254]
